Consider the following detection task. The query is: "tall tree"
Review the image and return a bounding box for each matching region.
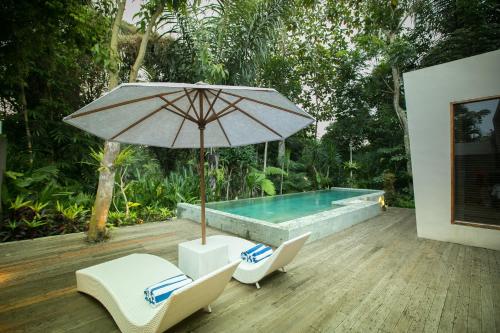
[88,0,169,241]
[416,0,500,67]
[261,142,268,196]
[129,0,169,82]
[1,0,109,176]
[87,0,126,241]
[286,3,340,137]
[353,0,422,192]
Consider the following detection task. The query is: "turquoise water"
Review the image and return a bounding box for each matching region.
[207,189,374,223]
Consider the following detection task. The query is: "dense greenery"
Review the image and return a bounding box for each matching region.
[1,0,498,241]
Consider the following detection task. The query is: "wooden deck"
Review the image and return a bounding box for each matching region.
[0,208,499,332]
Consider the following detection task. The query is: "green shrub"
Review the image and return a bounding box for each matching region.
[382,172,397,206]
[394,194,415,208]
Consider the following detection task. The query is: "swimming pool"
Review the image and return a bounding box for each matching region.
[207,189,375,223]
[178,187,384,246]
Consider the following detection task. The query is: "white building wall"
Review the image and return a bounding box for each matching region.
[403,50,500,250]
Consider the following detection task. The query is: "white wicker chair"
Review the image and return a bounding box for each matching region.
[206,232,311,289]
[76,253,239,333]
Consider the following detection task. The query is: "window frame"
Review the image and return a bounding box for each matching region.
[450,95,500,230]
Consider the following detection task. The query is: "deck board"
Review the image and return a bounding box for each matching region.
[0,208,499,333]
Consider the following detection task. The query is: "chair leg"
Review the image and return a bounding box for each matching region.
[255,282,261,289]
[281,266,287,273]
[204,305,212,313]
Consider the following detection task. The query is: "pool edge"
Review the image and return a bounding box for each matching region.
[177,188,385,246]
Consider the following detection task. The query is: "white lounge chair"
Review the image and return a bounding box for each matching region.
[76,253,239,333]
[206,232,311,289]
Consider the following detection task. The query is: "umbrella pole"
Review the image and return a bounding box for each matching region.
[199,127,206,245]
[199,89,208,245]
[199,109,207,245]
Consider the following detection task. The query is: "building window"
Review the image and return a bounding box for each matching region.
[452,96,500,228]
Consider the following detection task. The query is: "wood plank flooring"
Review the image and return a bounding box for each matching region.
[0,208,498,332]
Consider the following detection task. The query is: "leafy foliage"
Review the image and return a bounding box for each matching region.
[1,0,497,241]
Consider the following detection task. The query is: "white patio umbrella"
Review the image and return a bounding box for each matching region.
[64,82,314,244]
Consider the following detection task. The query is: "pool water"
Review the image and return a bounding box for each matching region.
[207,189,374,223]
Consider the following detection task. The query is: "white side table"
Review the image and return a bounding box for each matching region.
[178,239,229,280]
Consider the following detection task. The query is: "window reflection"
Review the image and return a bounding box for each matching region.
[453,97,500,226]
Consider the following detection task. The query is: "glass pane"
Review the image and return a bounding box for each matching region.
[453,97,500,226]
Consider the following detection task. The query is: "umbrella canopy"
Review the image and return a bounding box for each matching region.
[64,82,314,244]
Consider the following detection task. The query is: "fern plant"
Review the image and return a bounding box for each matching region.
[245,167,285,197]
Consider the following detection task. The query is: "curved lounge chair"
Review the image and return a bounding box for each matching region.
[206,232,311,289]
[76,253,239,333]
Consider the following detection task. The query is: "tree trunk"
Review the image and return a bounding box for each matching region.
[279,166,284,194]
[226,168,232,200]
[19,84,33,166]
[88,141,121,240]
[391,64,413,193]
[261,142,268,196]
[119,167,129,218]
[129,1,165,82]
[278,140,285,195]
[87,0,126,241]
[108,0,125,89]
[0,136,6,216]
[88,0,166,241]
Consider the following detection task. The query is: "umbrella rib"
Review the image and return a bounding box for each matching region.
[110,104,166,140]
[216,108,238,119]
[203,89,222,122]
[109,102,196,141]
[65,90,184,119]
[211,89,313,120]
[205,90,282,138]
[160,91,199,122]
[109,93,197,141]
[204,96,244,123]
[216,117,232,146]
[184,89,200,120]
[171,116,187,147]
[159,94,198,123]
[201,90,231,146]
[162,106,197,123]
[238,107,283,138]
[165,89,199,147]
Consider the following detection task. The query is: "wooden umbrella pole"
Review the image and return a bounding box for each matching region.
[199,89,207,245]
[199,127,206,245]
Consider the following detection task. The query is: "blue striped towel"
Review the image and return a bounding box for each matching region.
[144,274,192,307]
[241,243,273,263]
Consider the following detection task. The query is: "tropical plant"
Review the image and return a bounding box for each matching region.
[244,167,286,197]
[163,167,200,206]
[9,195,32,211]
[30,202,50,219]
[53,201,89,233]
